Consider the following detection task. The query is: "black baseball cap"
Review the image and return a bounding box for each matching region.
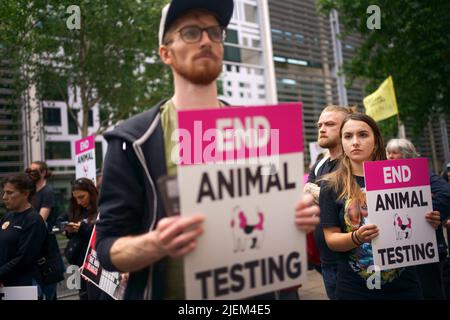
[158,0,234,45]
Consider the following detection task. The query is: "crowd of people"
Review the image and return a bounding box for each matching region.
[0,163,107,300]
[1,0,449,300]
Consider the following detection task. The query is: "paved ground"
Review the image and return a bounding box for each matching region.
[298,269,328,300]
[59,269,328,301]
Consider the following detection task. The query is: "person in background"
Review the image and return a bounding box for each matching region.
[304,105,351,300]
[62,178,103,300]
[26,161,63,300]
[386,138,450,299]
[320,113,440,299]
[0,174,47,289]
[28,161,57,228]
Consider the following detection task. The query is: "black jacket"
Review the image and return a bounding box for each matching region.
[96,101,169,300]
[429,172,450,255]
[0,207,47,286]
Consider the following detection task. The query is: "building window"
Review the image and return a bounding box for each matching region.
[43,107,62,126]
[0,166,21,173]
[45,141,71,160]
[217,80,224,96]
[225,29,239,45]
[224,46,241,63]
[295,33,304,44]
[67,109,79,135]
[281,78,297,86]
[0,155,20,162]
[244,4,258,24]
[0,144,20,152]
[271,28,283,42]
[287,58,308,66]
[99,107,109,124]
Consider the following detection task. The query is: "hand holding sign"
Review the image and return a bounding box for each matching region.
[294,194,320,234]
[155,214,205,258]
[355,224,379,243]
[425,211,441,230]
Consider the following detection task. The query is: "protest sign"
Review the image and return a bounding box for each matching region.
[177,103,306,299]
[75,135,97,184]
[364,158,439,270]
[0,286,38,300]
[80,226,125,300]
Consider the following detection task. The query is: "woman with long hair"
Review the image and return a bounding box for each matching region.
[0,174,47,288]
[319,113,440,299]
[63,177,100,300]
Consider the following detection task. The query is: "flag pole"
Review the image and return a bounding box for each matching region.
[396,112,405,139]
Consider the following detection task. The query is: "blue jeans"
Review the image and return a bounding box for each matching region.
[321,264,338,300]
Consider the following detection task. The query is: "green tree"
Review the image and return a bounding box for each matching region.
[0,0,172,137]
[318,0,450,133]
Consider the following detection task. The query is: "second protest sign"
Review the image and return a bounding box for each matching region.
[364,158,439,271]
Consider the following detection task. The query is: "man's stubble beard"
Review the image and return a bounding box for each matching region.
[318,138,339,149]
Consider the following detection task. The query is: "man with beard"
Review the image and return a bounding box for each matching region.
[304,105,351,300]
[95,0,320,300]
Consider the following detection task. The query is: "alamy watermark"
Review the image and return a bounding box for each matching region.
[170,121,281,176]
[66,5,81,30]
[366,264,381,290]
[367,5,381,30]
[66,265,82,290]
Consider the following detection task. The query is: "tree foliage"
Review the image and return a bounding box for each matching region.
[318,0,450,133]
[0,0,172,137]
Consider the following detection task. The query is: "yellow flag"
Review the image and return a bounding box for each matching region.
[363,76,399,122]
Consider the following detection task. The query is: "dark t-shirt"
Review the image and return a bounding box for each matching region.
[0,207,47,286]
[320,176,422,299]
[308,157,340,265]
[33,184,56,231]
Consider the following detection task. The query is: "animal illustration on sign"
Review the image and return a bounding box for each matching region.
[230,205,265,252]
[393,213,412,240]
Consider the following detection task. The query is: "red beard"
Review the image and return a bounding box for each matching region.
[171,47,223,85]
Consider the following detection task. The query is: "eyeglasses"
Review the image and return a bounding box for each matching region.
[166,25,226,45]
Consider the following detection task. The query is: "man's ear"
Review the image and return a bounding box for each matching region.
[159,45,172,66]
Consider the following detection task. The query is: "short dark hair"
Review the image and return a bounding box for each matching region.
[1,173,36,202]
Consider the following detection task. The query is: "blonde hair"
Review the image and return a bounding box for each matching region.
[321,105,353,116]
